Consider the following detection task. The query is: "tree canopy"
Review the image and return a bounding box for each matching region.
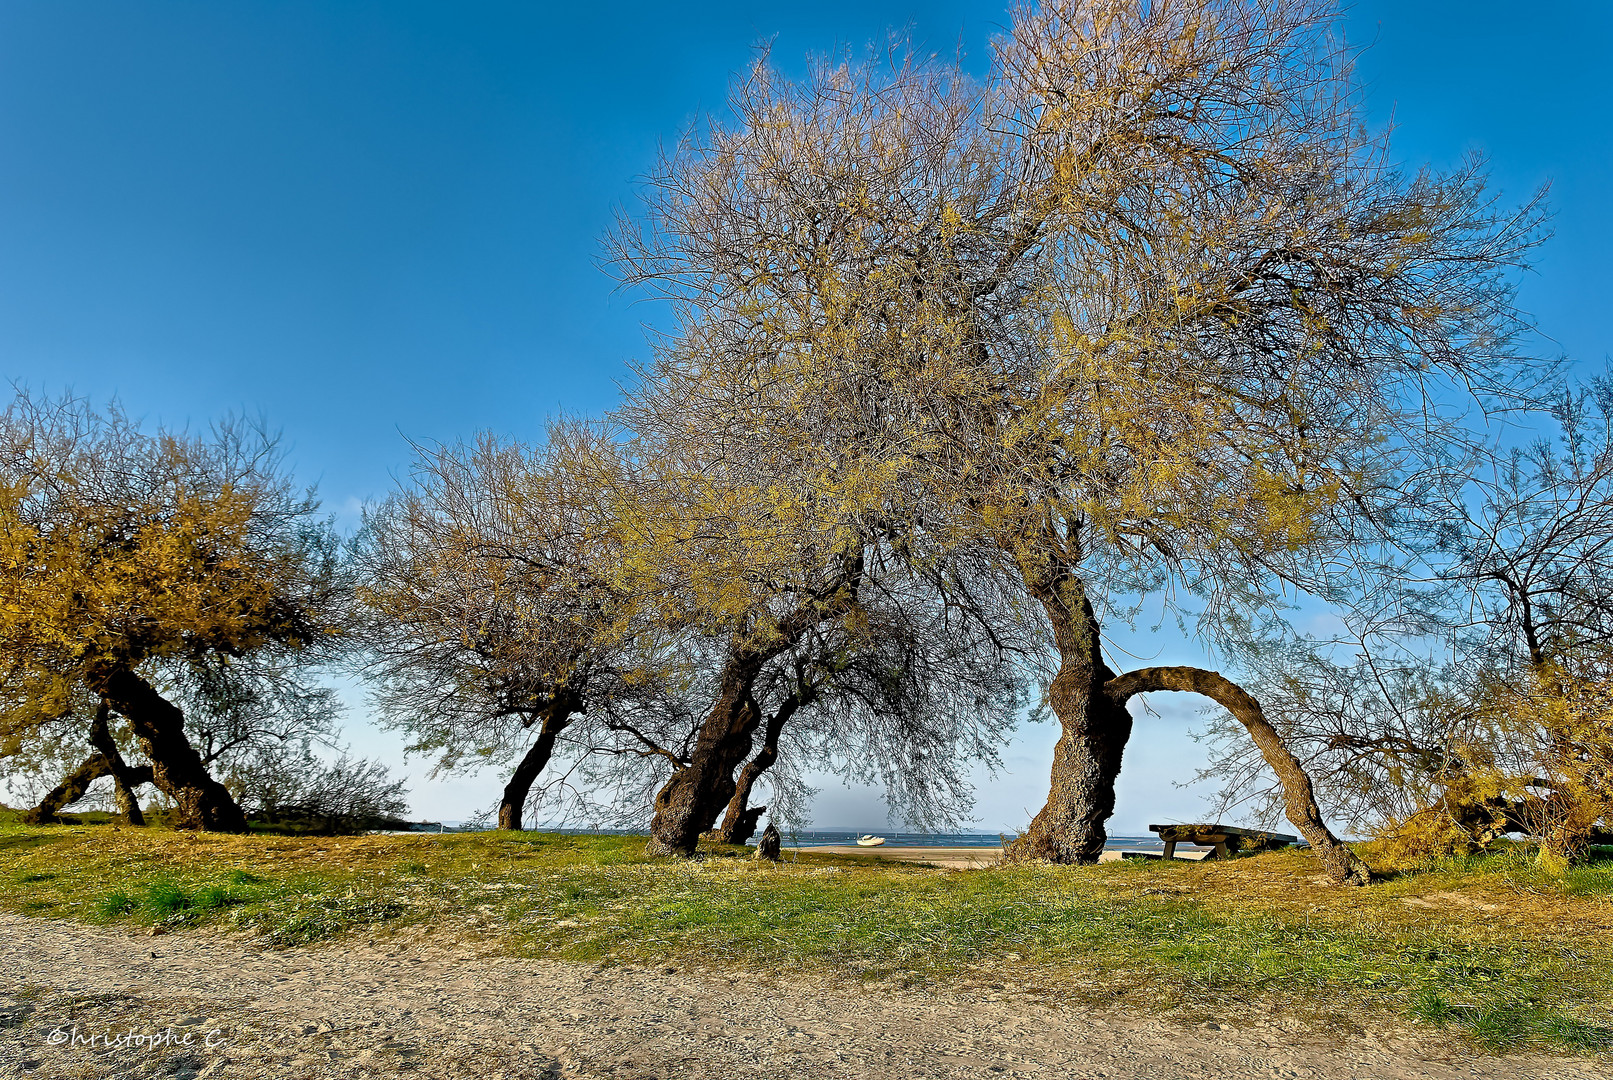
[600,0,1542,879]
[4,1,1589,876]
[0,392,347,830]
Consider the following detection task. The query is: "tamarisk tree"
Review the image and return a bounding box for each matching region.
[0,392,347,831]
[713,566,1033,844]
[356,424,687,831]
[610,0,1541,882]
[617,425,877,857]
[1204,387,1613,861]
[11,690,152,825]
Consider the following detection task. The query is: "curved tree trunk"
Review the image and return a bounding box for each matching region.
[87,701,148,826]
[645,652,765,857]
[719,745,777,846]
[111,772,146,826]
[88,665,247,832]
[1005,566,1133,864]
[25,703,157,826]
[648,557,862,858]
[497,701,576,831]
[1105,666,1372,886]
[24,753,111,824]
[717,683,813,845]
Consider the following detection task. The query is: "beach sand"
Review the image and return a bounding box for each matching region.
[794,844,1215,868]
[792,844,1005,869]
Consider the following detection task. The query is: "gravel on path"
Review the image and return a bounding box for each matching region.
[1,911,1604,1080]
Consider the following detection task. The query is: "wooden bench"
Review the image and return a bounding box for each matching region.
[1148,823,1301,860]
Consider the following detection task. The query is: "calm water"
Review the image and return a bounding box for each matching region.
[784,829,1166,850]
[438,824,1172,850]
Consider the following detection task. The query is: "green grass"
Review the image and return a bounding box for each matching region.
[96,890,137,916]
[1412,991,1613,1052]
[1564,859,1613,896]
[1,824,1608,1058]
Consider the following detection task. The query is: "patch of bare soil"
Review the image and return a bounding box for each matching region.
[0,911,1604,1080]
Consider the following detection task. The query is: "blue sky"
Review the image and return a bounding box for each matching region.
[2,2,1608,830]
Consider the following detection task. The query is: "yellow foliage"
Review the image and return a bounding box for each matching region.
[0,394,342,746]
[1382,659,1613,862]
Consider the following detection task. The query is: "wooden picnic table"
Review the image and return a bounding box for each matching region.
[1148,823,1301,860]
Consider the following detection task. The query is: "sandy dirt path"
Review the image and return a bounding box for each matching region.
[0,911,1604,1080]
[791,845,1007,868]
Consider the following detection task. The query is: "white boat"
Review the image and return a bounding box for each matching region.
[855,835,886,847]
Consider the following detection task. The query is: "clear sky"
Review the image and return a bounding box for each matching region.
[2,2,1608,831]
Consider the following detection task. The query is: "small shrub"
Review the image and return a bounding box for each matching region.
[234,752,410,835]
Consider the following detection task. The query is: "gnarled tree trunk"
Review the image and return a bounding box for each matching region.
[648,556,861,858]
[25,753,111,824]
[88,665,247,832]
[645,652,765,857]
[87,701,148,825]
[497,696,579,831]
[25,703,155,825]
[717,682,813,845]
[111,772,146,825]
[1005,567,1133,863]
[1104,666,1372,886]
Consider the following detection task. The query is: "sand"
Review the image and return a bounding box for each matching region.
[791,844,1005,869]
[792,844,1213,868]
[3,910,1605,1080]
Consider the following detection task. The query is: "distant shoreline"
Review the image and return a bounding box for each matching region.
[397,825,1179,849]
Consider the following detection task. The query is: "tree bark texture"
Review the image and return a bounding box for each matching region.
[25,753,112,824]
[754,822,781,862]
[645,653,765,857]
[89,666,248,832]
[87,701,148,826]
[25,704,156,825]
[111,771,146,826]
[497,701,576,831]
[716,685,812,844]
[1105,666,1372,886]
[1005,572,1133,863]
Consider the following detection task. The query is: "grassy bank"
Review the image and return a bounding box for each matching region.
[2,822,1610,1057]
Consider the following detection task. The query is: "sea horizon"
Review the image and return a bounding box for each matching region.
[422,822,1175,849]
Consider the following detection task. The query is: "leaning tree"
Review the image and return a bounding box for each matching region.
[610,0,1543,882]
[15,651,356,827]
[1201,385,1613,861]
[705,554,1034,845]
[548,549,1034,849]
[0,392,347,830]
[355,422,699,831]
[511,312,1036,857]
[609,412,883,857]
